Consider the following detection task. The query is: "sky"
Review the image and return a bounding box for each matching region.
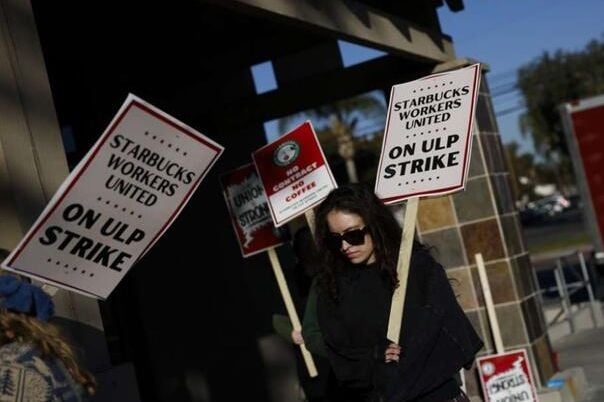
[253,1,604,152]
[437,0,604,154]
[252,42,388,142]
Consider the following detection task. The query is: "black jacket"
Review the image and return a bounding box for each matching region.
[304,246,483,402]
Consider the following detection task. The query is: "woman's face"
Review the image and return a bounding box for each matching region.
[326,210,375,265]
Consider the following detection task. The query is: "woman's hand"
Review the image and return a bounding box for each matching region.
[291,330,305,345]
[385,342,401,363]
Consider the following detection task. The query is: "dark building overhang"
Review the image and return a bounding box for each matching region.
[210,0,456,63]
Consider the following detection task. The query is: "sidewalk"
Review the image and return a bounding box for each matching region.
[530,244,594,269]
[553,323,604,401]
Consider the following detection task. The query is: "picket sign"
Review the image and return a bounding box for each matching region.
[2,94,224,299]
[378,64,481,343]
[477,349,537,402]
[252,121,339,378]
[475,252,538,402]
[267,247,318,377]
[251,121,337,227]
[220,162,317,377]
[219,164,287,258]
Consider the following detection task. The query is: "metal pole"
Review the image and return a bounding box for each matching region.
[530,255,548,329]
[577,251,600,328]
[554,259,575,333]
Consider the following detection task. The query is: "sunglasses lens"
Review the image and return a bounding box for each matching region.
[326,235,343,251]
[325,228,367,250]
[343,229,366,246]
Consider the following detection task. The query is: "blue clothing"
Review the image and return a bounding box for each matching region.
[0,342,87,401]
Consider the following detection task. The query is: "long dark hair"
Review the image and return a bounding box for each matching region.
[315,183,402,303]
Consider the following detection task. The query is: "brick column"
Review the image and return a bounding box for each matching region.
[415,63,556,396]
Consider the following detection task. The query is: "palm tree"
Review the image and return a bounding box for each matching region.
[277,91,386,183]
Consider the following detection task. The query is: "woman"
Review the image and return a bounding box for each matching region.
[0,274,96,401]
[296,183,482,402]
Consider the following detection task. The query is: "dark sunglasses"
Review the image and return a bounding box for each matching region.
[325,227,369,250]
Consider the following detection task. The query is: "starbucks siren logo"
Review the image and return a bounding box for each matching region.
[481,362,495,376]
[273,141,300,167]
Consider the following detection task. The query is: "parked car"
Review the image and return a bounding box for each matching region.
[530,194,570,216]
[520,194,571,225]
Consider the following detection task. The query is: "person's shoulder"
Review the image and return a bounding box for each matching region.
[410,244,442,275]
[409,244,452,301]
[0,342,40,365]
[411,241,437,261]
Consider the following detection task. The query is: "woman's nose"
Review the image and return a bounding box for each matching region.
[341,240,352,251]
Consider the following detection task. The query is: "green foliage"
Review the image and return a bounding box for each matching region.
[518,36,604,159]
[505,140,576,201]
[277,91,387,184]
[315,124,384,185]
[277,92,386,135]
[526,231,591,255]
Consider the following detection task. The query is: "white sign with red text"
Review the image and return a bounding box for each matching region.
[477,349,537,402]
[220,163,288,257]
[375,63,481,204]
[252,121,337,227]
[1,94,224,299]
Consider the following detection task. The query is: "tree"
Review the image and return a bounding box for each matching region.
[504,141,538,202]
[277,91,386,184]
[518,37,604,159]
[517,36,604,193]
[505,139,579,205]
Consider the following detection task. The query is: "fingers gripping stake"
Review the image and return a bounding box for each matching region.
[267,247,318,377]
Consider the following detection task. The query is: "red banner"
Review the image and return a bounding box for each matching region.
[568,99,604,245]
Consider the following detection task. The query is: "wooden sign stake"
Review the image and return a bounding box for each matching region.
[475,252,504,354]
[267,247,318,377]
[387,197,419,343]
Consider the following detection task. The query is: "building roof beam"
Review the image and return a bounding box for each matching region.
[212,0,456,63]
